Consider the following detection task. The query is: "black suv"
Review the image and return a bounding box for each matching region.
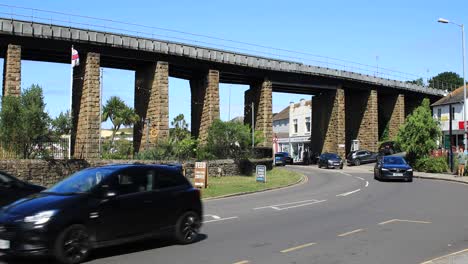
[0,164,203,264]
[0,170,45,207]
[347,150,379,166]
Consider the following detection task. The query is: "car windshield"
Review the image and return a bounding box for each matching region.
[383,157,406,165]
[327,154,339,159]
[0,172,14,184]
[275,154,284,158]
[45,168,115,194]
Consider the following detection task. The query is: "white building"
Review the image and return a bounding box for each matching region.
[273,99,311,162]
[431,86,466,149]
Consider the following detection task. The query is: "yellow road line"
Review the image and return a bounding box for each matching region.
[280,242,317,253]
[420,248,468,264]
[337,228,365,237]
[233,260,250,264]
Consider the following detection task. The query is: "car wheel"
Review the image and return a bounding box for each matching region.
[53,224,91,264]
[318,163,321,168]
[175,211,201,245]
[340,164,343,169]
[354,159,361,166]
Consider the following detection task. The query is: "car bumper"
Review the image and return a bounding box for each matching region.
[275,160,285,165]
[0,222,53,257]
[379,171,413,180]
[327,163,342,169]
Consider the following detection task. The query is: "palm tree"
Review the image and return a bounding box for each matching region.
[102,96,139,144]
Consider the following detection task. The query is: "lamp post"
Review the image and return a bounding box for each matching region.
[438,18,466,151]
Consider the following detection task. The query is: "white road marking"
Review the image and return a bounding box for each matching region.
[280,242,317,253]
[336,189,361,197]
[203,216,239,223]
[340,172,352,176]
[253,199,326,211]
[356,177,365,181]
[365,181,369,187]
[378,219,432,225]
[420,248,468,264]
[204,214,221,220]
[337,228,365,237]
[233,260,250,264]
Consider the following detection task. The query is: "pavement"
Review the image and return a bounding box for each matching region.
[1,163,467,264]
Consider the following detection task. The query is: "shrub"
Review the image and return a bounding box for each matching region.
[101,139,133,159]
[415,156,449,173]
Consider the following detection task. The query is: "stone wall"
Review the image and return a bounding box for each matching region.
[190,70,220,144]
[0,159,273,187]
[71,52,101,159]
[2,44,21,97]
[388,94,405,140]
[134,61,169,152]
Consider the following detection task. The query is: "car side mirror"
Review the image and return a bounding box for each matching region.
[98,185,118,199]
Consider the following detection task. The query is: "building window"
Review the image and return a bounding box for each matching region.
[293,119,298,133]
[437,108,441,120]
[305,117,311,132]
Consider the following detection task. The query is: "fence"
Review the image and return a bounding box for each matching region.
[0,138,70,160]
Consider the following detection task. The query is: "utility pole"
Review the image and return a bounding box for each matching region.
[99,68,103,158]
[145,118,151,150]
[252,102,255,148]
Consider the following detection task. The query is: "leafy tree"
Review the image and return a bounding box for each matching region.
[51,110,71,136]
[102,96,139,144]
[428,71,464,91]
[170,114,190,142]
[0,84,51,158]
[204,120,264,160]
[396,98,441,164]
[406,78,424,86]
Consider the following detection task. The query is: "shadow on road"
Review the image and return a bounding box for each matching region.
[0,234,208,264]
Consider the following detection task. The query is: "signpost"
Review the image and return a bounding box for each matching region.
[256,165,267,183]
[194,162,208,188]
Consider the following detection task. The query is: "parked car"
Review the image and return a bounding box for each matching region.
[0,170,45,207]
[0,164,203,264]
[374,156,413,182]
[276,152,293,165]
[274,153,287,166]
[317,153,343,169]
[347,150,379,166]
[379,141,402,156]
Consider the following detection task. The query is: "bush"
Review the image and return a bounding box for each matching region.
[135,138,197,161]
[415,156,449,173]
[101,139,133,159]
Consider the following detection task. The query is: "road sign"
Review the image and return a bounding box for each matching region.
[194,162,208,188]
[256,165,267,183]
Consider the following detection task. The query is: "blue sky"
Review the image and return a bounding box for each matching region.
[0,0,466,129]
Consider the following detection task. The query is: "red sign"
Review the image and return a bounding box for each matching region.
[459,121,467,130]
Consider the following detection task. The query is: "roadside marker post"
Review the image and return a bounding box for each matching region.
[194,162,208,189]
[256,165,267,183]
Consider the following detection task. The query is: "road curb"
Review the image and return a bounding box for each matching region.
[202,173,308,201]
[413,175,468,185]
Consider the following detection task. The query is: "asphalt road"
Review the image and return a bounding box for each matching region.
[2,165,468,264]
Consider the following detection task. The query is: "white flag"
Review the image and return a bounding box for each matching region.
[71,47,79,67]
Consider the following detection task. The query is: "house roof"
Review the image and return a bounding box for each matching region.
[273,106,289,121]
[432,85,465,106]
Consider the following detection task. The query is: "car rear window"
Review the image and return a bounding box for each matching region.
[155,169,189,189]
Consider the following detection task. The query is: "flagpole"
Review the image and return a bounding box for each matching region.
[69,45,73,160]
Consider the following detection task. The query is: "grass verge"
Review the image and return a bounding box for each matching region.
[194,167,303,199]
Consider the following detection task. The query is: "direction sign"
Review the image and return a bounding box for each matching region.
[194,162,208,188]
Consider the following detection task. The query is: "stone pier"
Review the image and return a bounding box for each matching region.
[346,89,378,152]
[2,44,21,97]
[134,61,169,152]
[244,79,273,147]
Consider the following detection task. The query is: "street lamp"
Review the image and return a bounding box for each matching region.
[438,17,466,151]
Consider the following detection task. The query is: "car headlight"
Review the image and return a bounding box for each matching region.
[407,169,413,172]
[328,160,333,164]
[381,168,389,171]
[24,210,58,225]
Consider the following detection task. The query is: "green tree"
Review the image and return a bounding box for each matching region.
[0,84,51,158]
[406,78,424,86]
[396,98,441,164]
[102,96,139,144]
[428,71,464,91]
[51,110,71,136]
[170,114,190,142]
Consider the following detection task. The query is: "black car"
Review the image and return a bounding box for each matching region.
[0,164,203,264]
[374,156,413,182]
[274,153,287,166]
[379,141,402,156]
[277,152,293,165]
[347,150,379,166]
[317,153,343,169]
[0,170,45,207]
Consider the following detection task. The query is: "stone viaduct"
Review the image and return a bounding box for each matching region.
[0,18,443,159]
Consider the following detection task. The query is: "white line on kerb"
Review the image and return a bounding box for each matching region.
[203,216,238,223]
[336,189,361,197]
